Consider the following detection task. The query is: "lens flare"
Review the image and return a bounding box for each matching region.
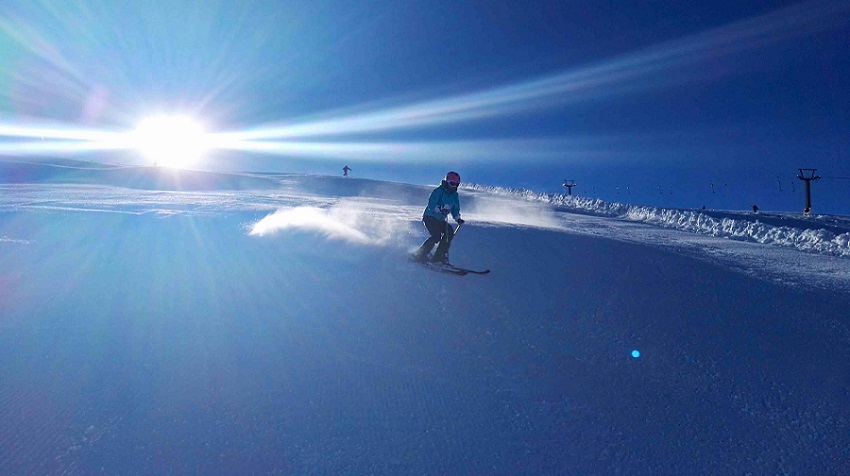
[133,115,207,169]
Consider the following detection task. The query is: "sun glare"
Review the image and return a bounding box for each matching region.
[134,115,207,168]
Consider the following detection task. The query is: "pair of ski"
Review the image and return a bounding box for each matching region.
[412,222,490,276]
[417,260,490,276]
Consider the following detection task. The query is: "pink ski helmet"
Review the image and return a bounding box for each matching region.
[445,171,461,187]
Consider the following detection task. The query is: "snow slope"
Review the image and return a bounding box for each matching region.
[1,164,848,475]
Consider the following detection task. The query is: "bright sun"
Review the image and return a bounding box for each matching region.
[134,115,207,169]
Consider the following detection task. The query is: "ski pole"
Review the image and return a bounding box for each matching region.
[451,222,462,241]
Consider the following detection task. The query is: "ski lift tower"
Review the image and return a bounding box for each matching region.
[797,168,821,214]
[562,179,577,195]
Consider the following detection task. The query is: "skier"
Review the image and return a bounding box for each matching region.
[412,171,465,264]
[343,165,351,177]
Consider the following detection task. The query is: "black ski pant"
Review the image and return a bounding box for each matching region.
[416,216,454,260]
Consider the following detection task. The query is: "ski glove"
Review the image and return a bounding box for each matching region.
[438,204,452,215]
[456,219,465,225]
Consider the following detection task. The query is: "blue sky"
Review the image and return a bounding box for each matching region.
[1,0,849,213]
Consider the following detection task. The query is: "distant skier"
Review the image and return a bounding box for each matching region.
[412,171,465,264]
[343,165,351,177]
[752,204,759,214]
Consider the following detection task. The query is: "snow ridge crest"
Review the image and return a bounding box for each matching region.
[467,184,850,258]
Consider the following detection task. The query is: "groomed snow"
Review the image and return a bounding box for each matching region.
[1,165,848,475]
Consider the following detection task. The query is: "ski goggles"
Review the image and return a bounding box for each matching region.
[447,180,460,187]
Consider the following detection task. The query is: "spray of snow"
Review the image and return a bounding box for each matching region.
[466,196,562,230]
[249,201,415,247]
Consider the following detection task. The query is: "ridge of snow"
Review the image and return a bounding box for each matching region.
[467,184,850,258]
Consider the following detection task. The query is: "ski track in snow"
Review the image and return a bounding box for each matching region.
[554,212,850,293]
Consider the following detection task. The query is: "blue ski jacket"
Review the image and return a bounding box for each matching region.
[422,181,462,222]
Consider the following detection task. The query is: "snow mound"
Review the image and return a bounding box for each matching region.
[467,184,850,258]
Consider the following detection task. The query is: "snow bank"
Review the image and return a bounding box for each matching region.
[467,184,850,258]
